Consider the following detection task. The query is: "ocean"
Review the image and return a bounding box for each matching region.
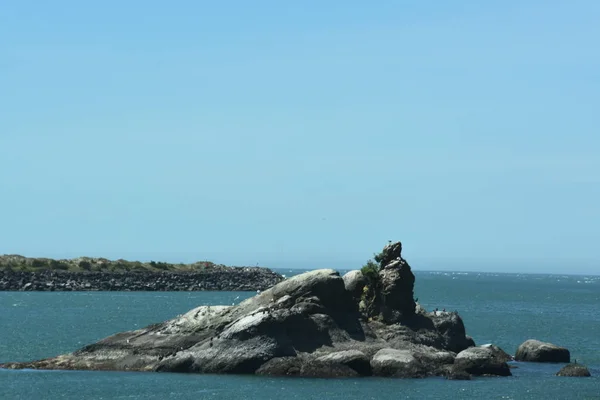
[1,270,599,399]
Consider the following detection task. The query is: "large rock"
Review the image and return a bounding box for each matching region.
[370,348,427,378]
[515,339,570,363]
[556,363,591,377]
[428,311,476,352]
[453,346,512,377]
[342,270,366,299]
[378,259,416,323]
[0,244,485,379]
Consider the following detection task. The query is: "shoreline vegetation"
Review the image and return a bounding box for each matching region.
[0,255,284,291]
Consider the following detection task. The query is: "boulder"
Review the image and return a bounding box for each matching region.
[453,346,512,377]
[316,350,371,376]
[342,270,366,299]
[515,339,570,363]
[370,348,427,378]
[480,344,513,363]
[556,363,591,377]
[264,269,353,312]
[428,311,476,352]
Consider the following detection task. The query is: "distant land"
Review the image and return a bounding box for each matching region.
[0,255,283,291]
[0,254,232,273]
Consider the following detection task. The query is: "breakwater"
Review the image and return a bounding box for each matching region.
[0,268,284,292]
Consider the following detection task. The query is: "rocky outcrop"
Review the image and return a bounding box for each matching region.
[358,241,416,323]
[378,241,402,266]
[0,268,283,292]
[515,340,570,363]
[556,363,591,377]
[0,242,511,379]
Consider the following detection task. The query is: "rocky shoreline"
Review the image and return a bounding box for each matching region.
[0,268,284,292]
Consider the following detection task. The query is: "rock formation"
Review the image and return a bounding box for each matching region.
[515,339,570,363]
[0,242,511,379]
[556,363,591,377]
[357,241,416,323]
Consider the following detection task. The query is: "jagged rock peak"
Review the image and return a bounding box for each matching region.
[379,241,403,267]
[359,241,416,323]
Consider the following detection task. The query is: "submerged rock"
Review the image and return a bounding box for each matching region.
[515,339,570,363]
[0,242,504,379]
[556,363,591,377]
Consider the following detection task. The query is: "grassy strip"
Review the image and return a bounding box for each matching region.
[0,255,219,273]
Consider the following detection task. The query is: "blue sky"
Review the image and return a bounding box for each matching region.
[1,1,599,274]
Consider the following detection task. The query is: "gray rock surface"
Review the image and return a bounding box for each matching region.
[515,339,570,363]
[556,363,591,377]
[453,346,512,376]
[379,259,416,323]
[0,269,283,291]
[378,242,402,266]
[370,348,427,378]
[342,270,366,299]
[0,243,502,379]
[480,344,514,363]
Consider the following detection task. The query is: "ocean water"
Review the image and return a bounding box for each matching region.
[1,270,599,400]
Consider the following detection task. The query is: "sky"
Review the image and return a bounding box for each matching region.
[1,1,599,274]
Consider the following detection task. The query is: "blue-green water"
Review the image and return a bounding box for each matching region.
[1,271,599,399]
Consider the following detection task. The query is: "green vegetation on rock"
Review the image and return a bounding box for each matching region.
[359,249,386,319]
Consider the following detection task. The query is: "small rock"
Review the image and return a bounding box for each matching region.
[556,363,591,377]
